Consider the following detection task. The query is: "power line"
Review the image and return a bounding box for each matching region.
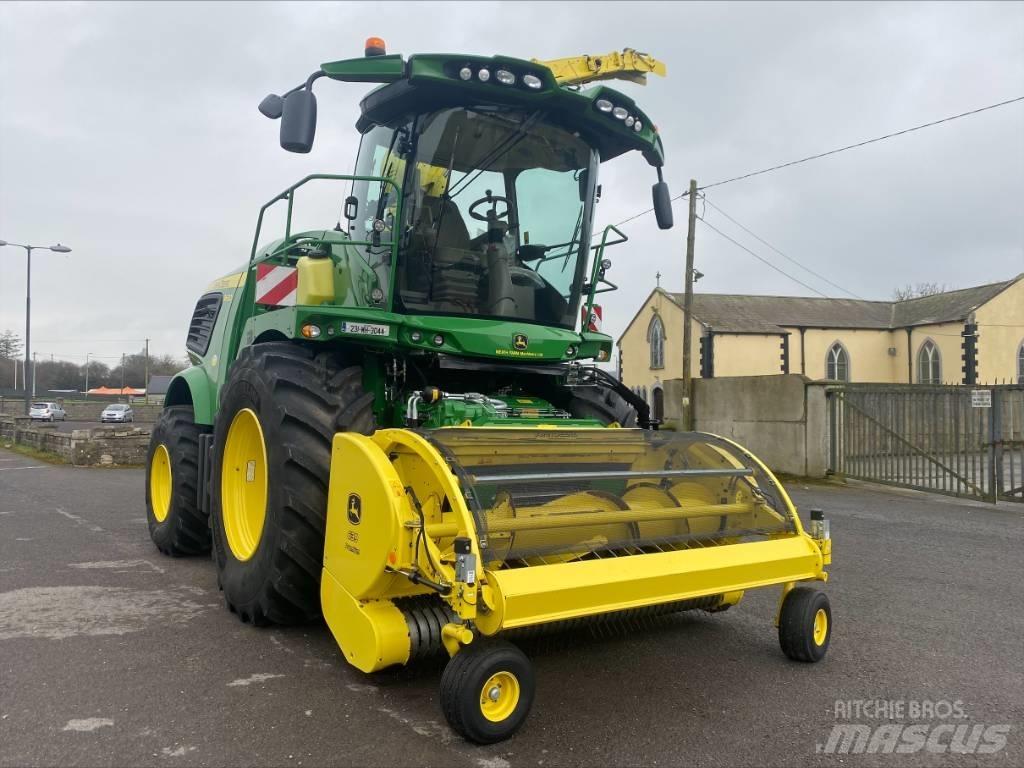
[597,95,1024,229]
[700,95,1024,191]
[702,196,866,300]
[697,216,831,298]
[592,190,691,239]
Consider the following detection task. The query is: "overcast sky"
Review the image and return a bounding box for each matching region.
[1,1,1022,366]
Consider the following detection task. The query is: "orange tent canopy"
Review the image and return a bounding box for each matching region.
[87,386,145,395]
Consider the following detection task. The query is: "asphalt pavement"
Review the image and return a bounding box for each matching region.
[1,447,1022,767]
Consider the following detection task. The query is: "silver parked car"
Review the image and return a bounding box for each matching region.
[29,402,66,421]
[101,403,134,423]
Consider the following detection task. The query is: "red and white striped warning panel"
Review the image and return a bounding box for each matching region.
[581,303,603,332]
[255,264,298,307]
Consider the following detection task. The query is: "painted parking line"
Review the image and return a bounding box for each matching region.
[0,465,48,471]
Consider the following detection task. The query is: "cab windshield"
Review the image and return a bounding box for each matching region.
[393,108,598,329]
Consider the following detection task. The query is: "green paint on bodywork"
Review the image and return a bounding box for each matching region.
[317,52,665,165]
[247,304,612,363]
[170,365,217,425]
[321,54,405,83]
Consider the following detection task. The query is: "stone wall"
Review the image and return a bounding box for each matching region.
[0,416,150,466]
[660,374,830,478]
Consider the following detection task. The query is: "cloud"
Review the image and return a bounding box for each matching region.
[1,1,1022,364]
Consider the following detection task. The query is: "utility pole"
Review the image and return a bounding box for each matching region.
[32,352,37,398]
[680,179,698,431]
[121,353,126,394]
[84,353,91,398]
[144,338,150,404]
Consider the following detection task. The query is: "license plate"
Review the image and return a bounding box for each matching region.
[339,321,389,337]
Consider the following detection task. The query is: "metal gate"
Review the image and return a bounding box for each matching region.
[827,384,1024,503]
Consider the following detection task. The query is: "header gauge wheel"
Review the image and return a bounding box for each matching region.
[778,586,832,663]
[441,640,535,744]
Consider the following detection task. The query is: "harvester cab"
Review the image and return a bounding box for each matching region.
[146,40,833,745]
[249,43,674,382]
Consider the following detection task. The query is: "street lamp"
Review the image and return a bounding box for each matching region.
[0,240,73,413]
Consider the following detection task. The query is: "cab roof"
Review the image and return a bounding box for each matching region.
[321,53,665,167]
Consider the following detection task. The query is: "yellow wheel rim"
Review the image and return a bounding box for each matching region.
[480,671,520,723]
[221,408,268,562]
[813,608,829,646]
[149,444,173,523]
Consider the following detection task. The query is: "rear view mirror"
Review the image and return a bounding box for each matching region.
[280,89,317,153]
[258,94,284,119]
[517,244,548,262]
[652,181,673,230]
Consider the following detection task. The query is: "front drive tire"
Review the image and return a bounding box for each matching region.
[146,405,211,555]
[566,386,638,427]
[210,343,374,626]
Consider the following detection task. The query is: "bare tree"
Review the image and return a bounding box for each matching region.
[892,282,947,301]
[0,329,23,359]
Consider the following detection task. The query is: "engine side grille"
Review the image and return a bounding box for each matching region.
[186,293,223,356]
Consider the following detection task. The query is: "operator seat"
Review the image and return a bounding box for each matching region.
[415,196,484,312]
[425,196,472,251]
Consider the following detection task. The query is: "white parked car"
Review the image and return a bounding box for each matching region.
[101,403,135,423]
[30,402,66,422]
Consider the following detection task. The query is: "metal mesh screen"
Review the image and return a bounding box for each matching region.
[422,429,795,567]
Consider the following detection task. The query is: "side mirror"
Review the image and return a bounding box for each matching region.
[343,196,359,221]
[280,89,317,153]
[652,181,673,230]
[258,94,283,119]
[517,244,549,262]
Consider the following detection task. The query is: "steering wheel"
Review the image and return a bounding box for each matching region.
[468,192,511,223]
[509,267,546,289]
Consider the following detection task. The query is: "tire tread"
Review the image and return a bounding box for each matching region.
[211,343,373,624]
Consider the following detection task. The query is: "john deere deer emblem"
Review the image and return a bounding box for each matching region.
[513,333,529,351]
[347,493,362,525]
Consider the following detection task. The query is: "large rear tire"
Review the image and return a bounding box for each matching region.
[210,343,374,625]
[146,406,210,555]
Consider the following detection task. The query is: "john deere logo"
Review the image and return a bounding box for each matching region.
[513,333,529,350]
[347,493,362,525]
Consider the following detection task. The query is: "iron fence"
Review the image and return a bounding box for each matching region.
[827,384,1024,503]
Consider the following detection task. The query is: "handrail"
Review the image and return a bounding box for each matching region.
[248,173,403,311]
[582,224,627,332]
